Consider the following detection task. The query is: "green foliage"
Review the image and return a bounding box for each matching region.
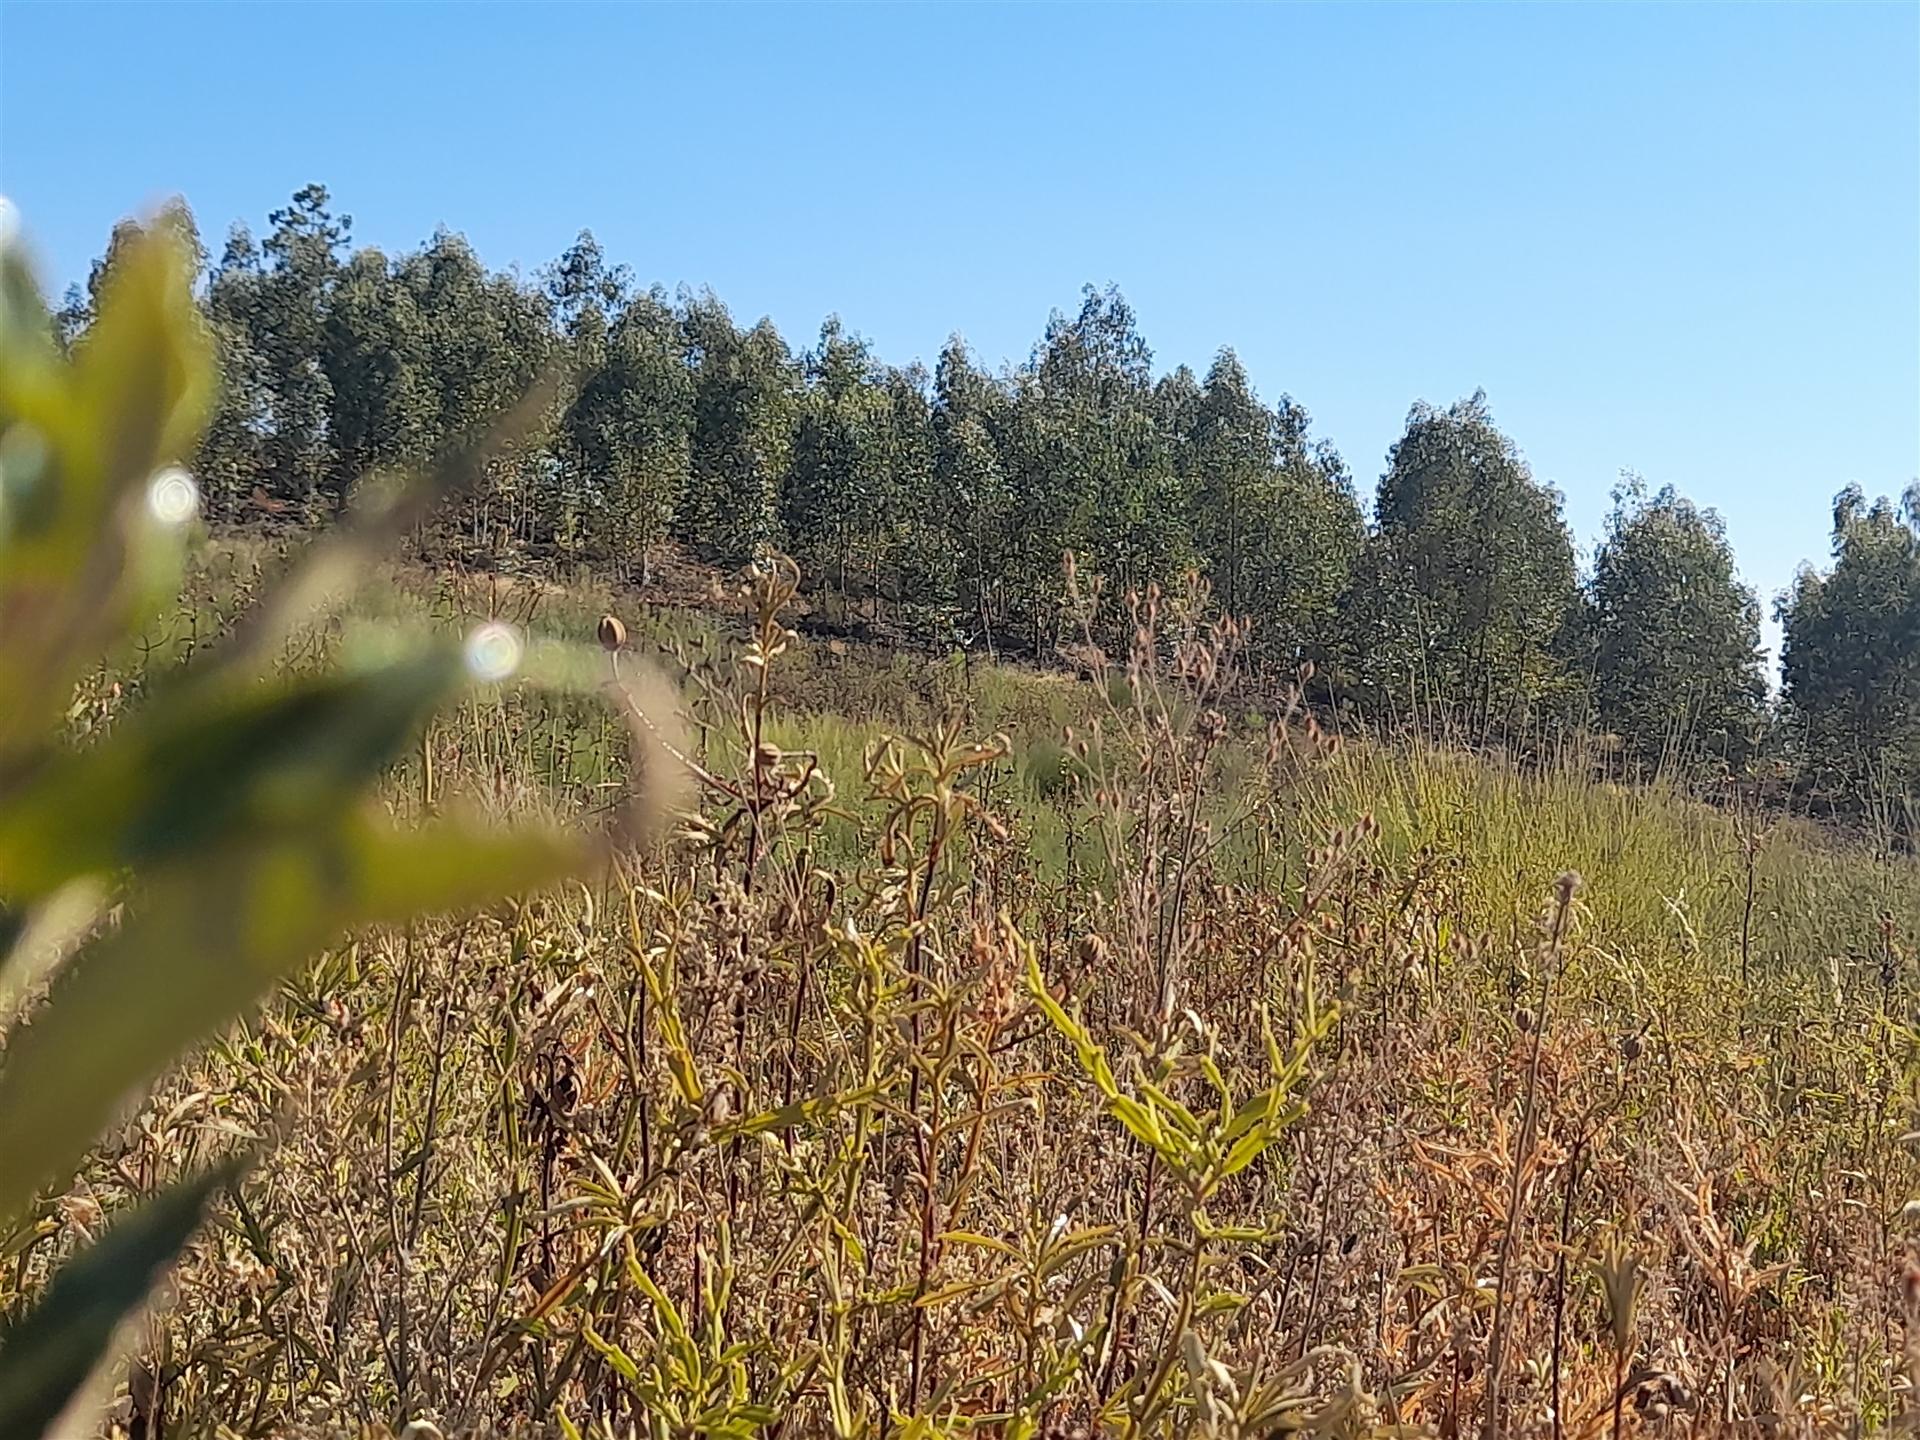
[932,336,1013,642]
[1182,351,1362,670]
[0,219,592,1430]
[550,235,693,580]
[1591,477,1766,774]
[0,1161,240,1434]
[678,292,797,565]
[1026,955,1332,1205]
[1778,483,1920,817]
[1002,286,1196,645]
[782,318,896,595]
[253,185,347,514]
[46,185,1920,801]
[1343,391,1583,733]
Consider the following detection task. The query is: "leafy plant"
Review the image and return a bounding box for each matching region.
[0,220,595,1431]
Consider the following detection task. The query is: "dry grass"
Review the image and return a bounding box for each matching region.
[15,550,1920,1438]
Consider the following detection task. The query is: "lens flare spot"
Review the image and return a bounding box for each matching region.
[464,621,523,684]
[146,466,200,526]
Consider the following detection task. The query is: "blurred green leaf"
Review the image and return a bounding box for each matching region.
[0,225,211,760]
[68,224,211,499]
[0,1159,240,1437]
[0,245,56,370]
[0,208,602,1430]
[0,650,461,905]
[0,814,587,1219]
[207,371,560,677]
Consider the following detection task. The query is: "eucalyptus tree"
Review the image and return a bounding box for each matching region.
[1591,477,1766,773]
[782,318,893,599]
[678,291,798,566]
[1778,484,1920,815]
[1346,392,1582,735]
[1185,351,1362,674]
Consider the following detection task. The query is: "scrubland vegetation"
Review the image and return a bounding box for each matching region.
[4,207,1919,1440]
[12,533,1920,1438]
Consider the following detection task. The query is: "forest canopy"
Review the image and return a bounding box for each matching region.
[53,188,1920,818]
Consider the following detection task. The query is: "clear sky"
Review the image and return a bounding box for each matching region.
[3,2,1915,661]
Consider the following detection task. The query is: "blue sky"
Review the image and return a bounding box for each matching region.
[3,2,1915,659]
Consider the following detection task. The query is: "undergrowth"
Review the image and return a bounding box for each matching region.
[17,546,1920,1438]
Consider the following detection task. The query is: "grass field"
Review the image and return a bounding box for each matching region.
[24,539,1920,1437]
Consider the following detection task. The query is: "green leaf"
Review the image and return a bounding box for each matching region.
[0,227,211,759]
[0,1159,239,1438]
[1190,1212,1277,1243]
[581,1324,640,1384]
[68,227,211,500]
[341,812,589,925]
[938,1230,1022,1260]
[0,651,462,905]
[0,814,584,1219]
[0,245,56,372]
[1194,1291,1248,1315]
[716,1084,884,1142]
[1196,1052,1233,1116]
[625,1245,690,1344]
[1034,1225,1120,1282]
[915,1274,1008,1310]
[1024,954,1118,1097]
[1220,1088,1278,1145]
[1216,1099,1306,1179]
[633,948,703,1107]
[1107,1094,1171,1157]
[1138,1080,1201,1139]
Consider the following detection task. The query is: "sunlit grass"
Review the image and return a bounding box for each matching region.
[40,538,1920,1437]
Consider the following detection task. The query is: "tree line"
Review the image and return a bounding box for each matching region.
[54,188,1920,821]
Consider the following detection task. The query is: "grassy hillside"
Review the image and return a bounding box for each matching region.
[23,538,1920,1436]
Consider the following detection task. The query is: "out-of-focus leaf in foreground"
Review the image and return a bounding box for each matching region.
[0,1161,239,1439]
[0,211,609,1420]
[0,814,585,1219]
[0,223,211,761]
[0,651,460,905]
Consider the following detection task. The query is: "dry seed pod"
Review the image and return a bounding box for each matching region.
[598,613,627,652]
